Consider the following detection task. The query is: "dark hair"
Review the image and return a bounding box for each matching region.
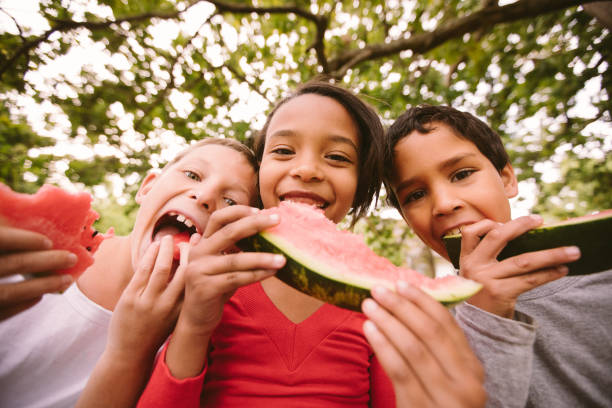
[253,80,385,224]
[385,104,510,210]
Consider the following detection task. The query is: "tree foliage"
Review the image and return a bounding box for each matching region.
[1,0,610,275]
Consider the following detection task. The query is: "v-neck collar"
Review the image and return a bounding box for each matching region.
[237,282,355,371]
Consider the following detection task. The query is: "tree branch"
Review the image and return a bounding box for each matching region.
[0,1,203,79]
[328,0,609,79]
[207,0,330,72]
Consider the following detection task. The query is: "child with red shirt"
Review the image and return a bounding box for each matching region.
[137,82,486,408]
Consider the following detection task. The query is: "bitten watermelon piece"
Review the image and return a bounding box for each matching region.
[239,202,482,310]
[442,210,612,275]
[0,183,112,278]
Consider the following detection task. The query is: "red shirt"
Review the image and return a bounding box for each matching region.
[138,282,395,407]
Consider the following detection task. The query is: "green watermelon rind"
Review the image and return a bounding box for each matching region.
[240,232,482,311]
[442,212,612,275]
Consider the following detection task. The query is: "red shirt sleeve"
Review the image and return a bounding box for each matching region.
[136,343,206,408]
[369,354,396,407]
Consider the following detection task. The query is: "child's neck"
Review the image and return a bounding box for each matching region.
[76,235,134,311]
[260,277,324,324]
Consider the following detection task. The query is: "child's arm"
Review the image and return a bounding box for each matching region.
[137,205,285,407]
[166,205,285,378]
[362,282,487,408]
[76,235,185,408]
[0,224,76,320]
[458,215,581,318]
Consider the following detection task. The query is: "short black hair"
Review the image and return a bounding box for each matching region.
[385,104,509,210]
[254,80,385,224]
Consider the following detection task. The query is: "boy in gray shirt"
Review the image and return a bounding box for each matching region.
[384,104,612,407]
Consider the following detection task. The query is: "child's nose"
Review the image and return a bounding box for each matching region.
[190,187,216,212]
[431,187,463,216]
[289,162,324,182]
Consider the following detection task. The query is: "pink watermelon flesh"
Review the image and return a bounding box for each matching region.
[0,183,113,278]
[256,202,481,304]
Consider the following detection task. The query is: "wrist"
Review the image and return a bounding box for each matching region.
[165,323,211,379]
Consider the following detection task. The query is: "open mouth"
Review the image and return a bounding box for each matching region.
[280,193,329,209]
[442,227,462,239]
[153,212,199,259]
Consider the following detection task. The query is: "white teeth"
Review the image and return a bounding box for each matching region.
[184,219,194,228]
[177,214,186,222]
[446,228,462,236]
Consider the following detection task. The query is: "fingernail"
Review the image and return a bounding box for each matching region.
[530,214,543,223]
[67,253,78,265]
[272,254,285,267]
[362,320,378,335]
[251,208,260,213]
[43,238,53,249]
[269,214,279,222]
[371,285,388,298]
[61,274,74,285]
[564,246,581,259]
[396,280,409,292]
[362,298,377,314]
[557,265,569,275]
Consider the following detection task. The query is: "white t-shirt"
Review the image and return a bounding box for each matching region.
[0,283,111,408]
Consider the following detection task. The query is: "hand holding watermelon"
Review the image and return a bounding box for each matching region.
[454,215,581,318]
[165,205,285,379]
[0,224,76,320]
[362,281,486,408]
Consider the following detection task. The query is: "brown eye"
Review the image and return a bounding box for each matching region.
[451,169,475,182]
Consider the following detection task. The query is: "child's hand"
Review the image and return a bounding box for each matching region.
[176,205,285,336]
[166,205,286,379]
[458,215,581,318]
[0,224,76,320]
[103,234,185,365]
[76,235,185,408]
[362,282,486,408]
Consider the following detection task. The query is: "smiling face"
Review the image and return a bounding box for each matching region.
[258,93,360,223]
[130,143,257,268]
[391,122,518,259]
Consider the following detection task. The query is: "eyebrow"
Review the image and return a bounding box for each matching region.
[268,130,359,153]
[394,152,477,195]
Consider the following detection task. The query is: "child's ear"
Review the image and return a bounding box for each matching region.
[135,172,159,204]
[500,163,518,199]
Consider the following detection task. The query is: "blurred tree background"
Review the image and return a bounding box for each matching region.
[1,0,610,276]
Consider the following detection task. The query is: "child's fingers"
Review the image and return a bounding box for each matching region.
[0,250,76,277]
[484,246,580,280]
[362,295,447,402]
[459,219,500,256]
[362,319,430,405]
[0,298,43,321]
[463,215,543,262]
[127,241,161,293]
[201,205,259,238]
[162,241,191,301]
[197,212,280,256]
[493,265,569,297]
[0,226,53,252]
[145,236,175,292]
[367,285,472,381]
[0,274,73,304]
[193,252,285,278]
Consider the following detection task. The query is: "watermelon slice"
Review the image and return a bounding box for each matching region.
[0,183,112,278]
[238,202,482,310]
[442,210,612,275]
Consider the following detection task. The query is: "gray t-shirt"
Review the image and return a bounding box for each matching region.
[455,269,612,408]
